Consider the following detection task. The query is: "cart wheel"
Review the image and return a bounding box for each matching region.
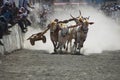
[30,39,35,45]
[42,35,46,43]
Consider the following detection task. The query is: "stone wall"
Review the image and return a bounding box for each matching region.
[0,25,23,55]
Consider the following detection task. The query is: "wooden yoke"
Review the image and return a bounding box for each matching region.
[68,24,81,29]
[27,27,49,40]
[41,26,50,34]
[89,22,94,25]
[58,18,75,24]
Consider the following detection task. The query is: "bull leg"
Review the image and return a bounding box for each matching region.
[52,40,57,53]
[57,42,65,54]
[78,40,84,55]
[64,44,66,49]
[59,45,62,54]
[78,44,81,54]
[66,40,69,51]
[54,41,57,49]
[60,42,65,54]
[66,40,72,52]
[70,41,73,52]
[72,41,77,54]
[74,44,77,54]
[56,42,59,49]
[54,43,57,53]
[74,43,81,55]
[66,42,69,51]
[78,47,82,55]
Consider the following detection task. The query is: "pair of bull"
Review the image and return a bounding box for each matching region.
[27,11,94,55]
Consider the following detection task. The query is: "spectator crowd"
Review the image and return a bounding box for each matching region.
[100,2,120,16]
[0,0,34,46]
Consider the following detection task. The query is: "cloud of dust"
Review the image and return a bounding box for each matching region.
[24,4,120,54]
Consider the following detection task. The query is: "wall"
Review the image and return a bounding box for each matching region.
[0,25,23,55]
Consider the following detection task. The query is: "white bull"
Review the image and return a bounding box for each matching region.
[57,24,79,53]
[56,24,69,53]
[73,18,94,54]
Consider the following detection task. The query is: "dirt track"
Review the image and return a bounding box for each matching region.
[0,49,120,80]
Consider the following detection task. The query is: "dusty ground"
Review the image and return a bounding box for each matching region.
[0,49,120,80]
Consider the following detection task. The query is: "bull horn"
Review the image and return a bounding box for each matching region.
[70,14,75,19]
[88,16,90,19]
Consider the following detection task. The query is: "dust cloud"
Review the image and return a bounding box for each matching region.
[24,4,120,55]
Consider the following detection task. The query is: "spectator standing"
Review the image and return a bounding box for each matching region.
[3,0,16,7]
[19,0,34,12]
[0,0,3,7]
[17,7,31,33]
[0,1,12,34]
